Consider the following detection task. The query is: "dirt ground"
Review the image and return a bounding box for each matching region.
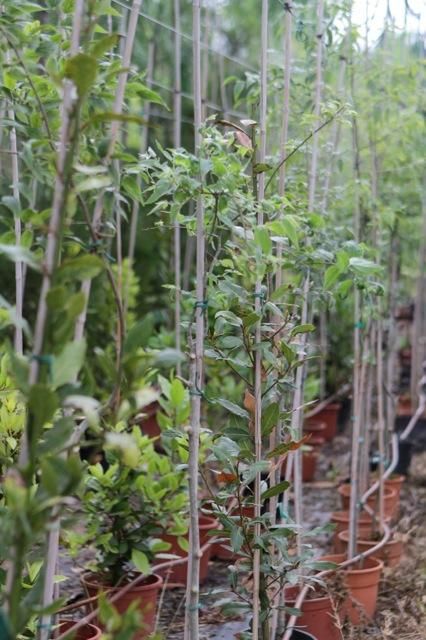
[59,436,426,640]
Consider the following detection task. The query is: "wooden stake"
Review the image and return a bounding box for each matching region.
[252,3,268,638]
[8,103,23,355]
[174,0,182,376]
[75,0,142,342]
[184,2,204,638]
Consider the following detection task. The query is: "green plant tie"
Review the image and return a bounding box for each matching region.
[194,299,208,311]
[87,239,102,251]
[189,385,204,398]
[253,291,266,302]
[354,321,365,329]
[31,354,53,380]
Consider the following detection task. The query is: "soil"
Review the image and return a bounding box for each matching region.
[59,435,426,640]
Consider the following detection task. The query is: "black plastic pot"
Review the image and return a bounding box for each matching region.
[394,439,414,476]
[290,631,318,640]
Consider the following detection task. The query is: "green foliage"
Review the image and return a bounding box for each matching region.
[73,426,188,585]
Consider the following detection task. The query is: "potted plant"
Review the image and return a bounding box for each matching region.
[74,425,189,639]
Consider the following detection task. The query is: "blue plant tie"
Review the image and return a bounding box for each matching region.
[354,321,365,329]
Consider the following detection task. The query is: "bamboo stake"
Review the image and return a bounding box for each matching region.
[37,5,85,639]
[307,0,324,213]
[8,102,23,355]
[184,2,204,638]
[251,3,268,638]
[347,3,365,557]
[275,2,294,539]
[74,0,142,343]
[126,39,155,312]
[376,315,386,531]
[271,0,293,530]
[201,4,210,121]
[173,0,182,376]
[411,187,426,401]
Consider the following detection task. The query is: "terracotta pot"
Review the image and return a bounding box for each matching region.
[338,484,397,519]
[81,573,162,640]
[158,516,218,585]
[311,404,341,441]
[397,396,412,417]
[319,554,383,625]
[284,586,342,640]
[281,451,319,483]
[138,401,161,439]
[303,420,327,437]
[384,474,405,500]
[306,436,325,451]
[302,451,318,482]
[329,511,389,552]
[57,621,102,640]
[337,529,403,568]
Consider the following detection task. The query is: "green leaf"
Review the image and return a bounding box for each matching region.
[230,526,243,552]
[290,323,315,337]
[253,163,272,174]
[122,175,142,202]
[51,340,86,388]
[349,257,382,275]
[131,549,151,575]
[170,379,186,407]
[280,341,296,363]
[324,265,341,289]
[91,34,119,58]
[0,244,40,271]
[76,175,112,192]
[215,398,249,419]
[37,417,75,456]
[215,310,242,327]
[261,480,290,501]
[28,385,59,435]
[254,227,272,254]
[124,315,155,352]
[2,196,20,216]
[64,53,98,97]
[242,312,260,328]
[261,402,280,437]
[58,255,104,281]
[136,84,168,108]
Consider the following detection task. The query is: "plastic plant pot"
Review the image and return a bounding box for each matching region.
[81,573,163,640]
